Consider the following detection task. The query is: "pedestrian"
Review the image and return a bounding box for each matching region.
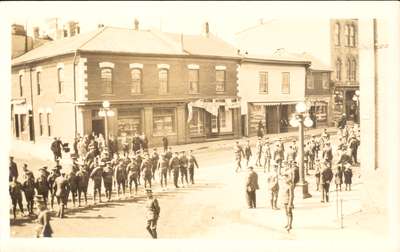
[141,152,153,189]
[145,189,160,239]
[150,148,159,181]
[285,145,296,164]
[158,153,169,189]
[66,167,78,208]
[53,172,70,218]
[322,142,333,169]
[165,147,173,178]
[315,160,321,191]
[179,151,189,187]
[162,135,168,152]
[234,141,244,172]
[9,156,18,182]
[76,162,90,206]
[282,172,294,232]
[245,166,259,209]
[34,195,53,238]
[127,157,140,196]
[334,165,343,191]
[263,141,272,173]
[320,162,333,203]
[344,165,353,191]
[291,161,300,187]
[244,140,252,167]
[36,167,50,208]
[255,137,263,167]
[273,143,284,174]
[187,150,199,184]
[47,167,60,210]
[102,162,114,201]
[306,141,315,171]
[9,177,25,220]
[22,169,36,215]
[348,136,360,165]
[114,159,127,199]
[50,137,63,161]
[90,162,104,204]
[169,152,181,188]
[267,168,279,210]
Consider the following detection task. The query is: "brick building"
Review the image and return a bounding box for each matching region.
[11,24,242,150]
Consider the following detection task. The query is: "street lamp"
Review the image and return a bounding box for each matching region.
[352,90,360,124]
[289,101,313,199]
[98,100,115,148]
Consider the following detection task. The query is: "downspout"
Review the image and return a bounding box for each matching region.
[73,50,78,137]
[29,65,35,143]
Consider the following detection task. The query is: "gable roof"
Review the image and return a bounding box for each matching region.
[272,49,332,71]
[12,26,240,66]
[242,52,311,66]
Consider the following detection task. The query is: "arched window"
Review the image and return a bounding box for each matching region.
[344,25,350,46]
[346,58,351,81]
[351,59,357,81]
[334,23,341,46]
[336,59,342,81]
[159,69,169,94]
[131,68,142,94]
[101,68,113,94]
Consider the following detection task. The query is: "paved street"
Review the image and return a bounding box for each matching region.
[9,127,388,239]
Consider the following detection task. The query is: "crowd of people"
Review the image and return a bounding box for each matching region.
[9,131,199,238]
[237,125,360,232]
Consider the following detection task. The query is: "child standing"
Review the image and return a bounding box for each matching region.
[344,165,353,191]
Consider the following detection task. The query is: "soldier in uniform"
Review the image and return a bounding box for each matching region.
[76,163,90,206]
[320,162,333,203]
[244,140,252,167]
[114,159,127,199]
[47,167,60,210]
[245,166,259,209]
[255,137,263,167]
[234,141,244,172]
[34,195,53,238]
[127,157,140,196]
[36,167,50,208]
[165,147,173,178]
[66,167,78,208]
[187,150,199,184]
[150,148,159,181]
[140,153,153,189]
[22,170,36,215]
[282,171,294,232]
[322,142,333,169]
[169,152,181,188]
[179,151,189,187]
[273,143,284,175]
[9,177,25,220]
[9,156,18,182]
[145,189,160,239]
[267,168,279,210]
[53,172,70,218]
[102,162,114,201]
[285,145,296,164]
[90,162,104,204]
[158,153,169,190]
[263,141,272,173]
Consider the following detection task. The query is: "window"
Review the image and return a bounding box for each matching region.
[189,108,204,135]
[219,107,233,133]
[46,113,51,136]
[101,68,113,94]
[39,113,43,136]
[336,59,342,81]
[346,58,351,81]
[58,67,64,94]
[259,72,268,93]
[306,72,314,89]
[350,25,356,47]
[344,25,350,46]
[159,69,169,94]
[322,73,329,89]
[117,108,142,147]
[188,69,199,94]
[131,69,142,94]
[19,75,23,97]
[153,108,175,135]
[36,71,41,95]
[216,70,225,92]
[281,72,290,94]
[334,23,341,46]
[351,59,357,81]
[20,114,26,132]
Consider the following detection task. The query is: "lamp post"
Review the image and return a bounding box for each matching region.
[289,102,313,199]
[98,101,115,148]
[352,90,360,124]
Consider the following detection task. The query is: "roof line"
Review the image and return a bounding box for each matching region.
[235,19,276,36]
[77,26,108,51]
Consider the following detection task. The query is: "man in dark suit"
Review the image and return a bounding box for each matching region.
[245,166,259,208]
[9,156,18,182]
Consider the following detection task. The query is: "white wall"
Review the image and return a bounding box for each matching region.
[238,62,306,114]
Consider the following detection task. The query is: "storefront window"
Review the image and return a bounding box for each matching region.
[314,103,328,122]
[117,108,142,146]
[219,106,233,133]
[153,108,175,135]
[189,108,204,135]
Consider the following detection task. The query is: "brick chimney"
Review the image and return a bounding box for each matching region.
[202,22,209,37]
[134,19,139,31]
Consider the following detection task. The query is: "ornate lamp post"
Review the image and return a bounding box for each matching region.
[289,102,313,199]
[352,90,360,124]
[98,101,115,147]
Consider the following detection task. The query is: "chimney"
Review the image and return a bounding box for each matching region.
[33,27,40,40]
[202,22,209,37]
[134,19,139,31]
[98,23,104,29]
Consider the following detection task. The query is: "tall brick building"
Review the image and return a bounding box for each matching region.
[11,24,242,150]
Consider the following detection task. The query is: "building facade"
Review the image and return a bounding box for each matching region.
[11,25,242,151]
[238,54,310,136]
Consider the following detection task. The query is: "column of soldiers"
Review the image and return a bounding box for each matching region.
[237,126,360,232]
[9,142,200,221]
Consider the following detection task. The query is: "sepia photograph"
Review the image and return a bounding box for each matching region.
[0,1,399,252]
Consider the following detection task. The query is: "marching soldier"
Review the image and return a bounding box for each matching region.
[244,140,252,167]
[36,167,50,208]
[66,167,78,208]
[282,171,294,232]
[169,152,181,188]
[255,137,263,167]
[127,157,140,196]
[179,151,189,187]
[76,164,90,206]
[267,168,279,210]
[102,162,114,201]
[165,147,173,178]
[273,142,284,174]
[234,141,244,172]
[115,159,127,199]
[151,148,159,181]
[47,167,60,210]
[90,162,104,204]
[141,153,153,189]
[53,172,70,218]
[158,153,169,189]
[245,166,259,209]
[145,189,160,239]
[9,177,25,220]
[22,170,36,215]
[187,150,199,184]
[263,141,272,173]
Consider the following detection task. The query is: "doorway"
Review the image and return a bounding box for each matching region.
[345,90,356,121]
[266,106,279,134]
[28,110,35,141]
[14,114,20,138]
[92,119,105,137]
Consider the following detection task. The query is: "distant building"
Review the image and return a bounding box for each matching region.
[235,19,359,124]
[12,24,52,59]
[11,22,242,152]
